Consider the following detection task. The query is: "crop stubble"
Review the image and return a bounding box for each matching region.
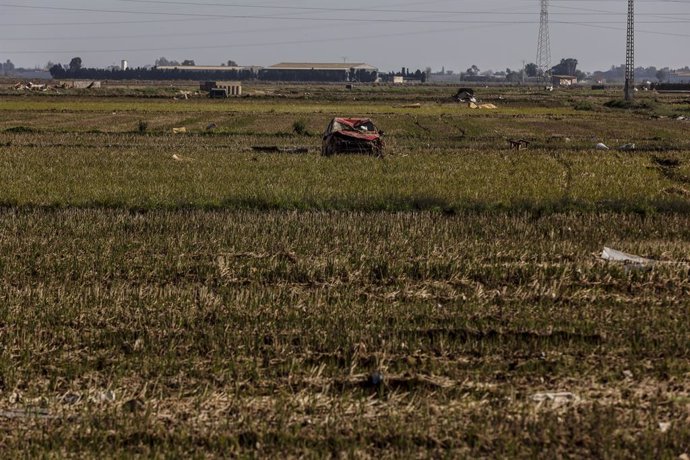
[0,88,689,457]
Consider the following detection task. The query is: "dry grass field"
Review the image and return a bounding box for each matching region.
[0,83,689,457]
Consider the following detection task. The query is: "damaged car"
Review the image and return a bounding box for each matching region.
[321,117,385,156]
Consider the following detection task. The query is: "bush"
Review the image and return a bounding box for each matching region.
[292,120,308,136]
[604,99,656,110]
[573,101,594,111]
[138,120,149,134]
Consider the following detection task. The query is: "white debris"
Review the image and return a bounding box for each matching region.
[601,247,654,266]
[659,422,671,433]
[596,143,610,150]
[619,143,636,151]
[531,392,580,404]
[88,390,116,404]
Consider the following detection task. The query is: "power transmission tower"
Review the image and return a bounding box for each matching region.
[536,0,551,85]
[624,0,635,100]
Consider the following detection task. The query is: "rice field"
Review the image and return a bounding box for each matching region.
[0,83,689,457]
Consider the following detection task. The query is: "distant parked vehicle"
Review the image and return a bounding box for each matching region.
[209,88,229,98]
[321,118,385,156]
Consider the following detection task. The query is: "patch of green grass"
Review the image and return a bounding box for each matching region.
[4,126,38,133]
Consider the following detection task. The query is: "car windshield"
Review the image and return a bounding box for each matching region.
[333,119,377,133]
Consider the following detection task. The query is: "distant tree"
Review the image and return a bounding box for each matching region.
[155,57,180,67]
[505,68,522,83]
[181,60,195,66]
[69,57,82,72]
[1,59,15,74]
[551,58,578,76]
[656,68,670,82]
[466,65,480,76]
[575,70,587,82]
[227,60,238,67]
[49,64,66,78]
[525,63,538,78]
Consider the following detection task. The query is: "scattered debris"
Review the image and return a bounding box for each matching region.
[398,103,422,109]
[468,102,497,109]
[368,371,385,387]
[619,143,636,151]
[659,422,672,433]
[601,247,654,266]
[453,88,476,103]
[13,81,48,92]
[251,146,309,154]
[206,123,218,131]
[172,154,193,162]
[531,392,580,404]
[623,370,634,379]
[60,392,81,405]
[508,139,530,151]
[89,390,116,404]
[677,116,687,121]
[172,127,187,134]
[595,143,610,150]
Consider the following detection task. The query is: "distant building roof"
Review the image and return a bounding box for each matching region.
[268,62,378,71]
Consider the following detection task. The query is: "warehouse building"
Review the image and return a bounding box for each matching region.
[259,63,379,82]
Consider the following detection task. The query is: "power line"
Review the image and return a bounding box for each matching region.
[4,18,690,56]
[2,2,690,21]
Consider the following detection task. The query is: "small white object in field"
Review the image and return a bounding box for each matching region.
[531,392,580,404]
[601,247,653,266]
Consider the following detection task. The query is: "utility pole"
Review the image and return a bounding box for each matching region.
[536,0,551,85]
[624,0,635,101]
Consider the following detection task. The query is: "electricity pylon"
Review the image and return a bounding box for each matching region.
[536,0,551,84]
[624,0,635,100]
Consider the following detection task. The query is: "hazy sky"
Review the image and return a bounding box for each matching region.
[2,0,690,72]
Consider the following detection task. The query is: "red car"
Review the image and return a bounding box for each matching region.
[321,118,385,156]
